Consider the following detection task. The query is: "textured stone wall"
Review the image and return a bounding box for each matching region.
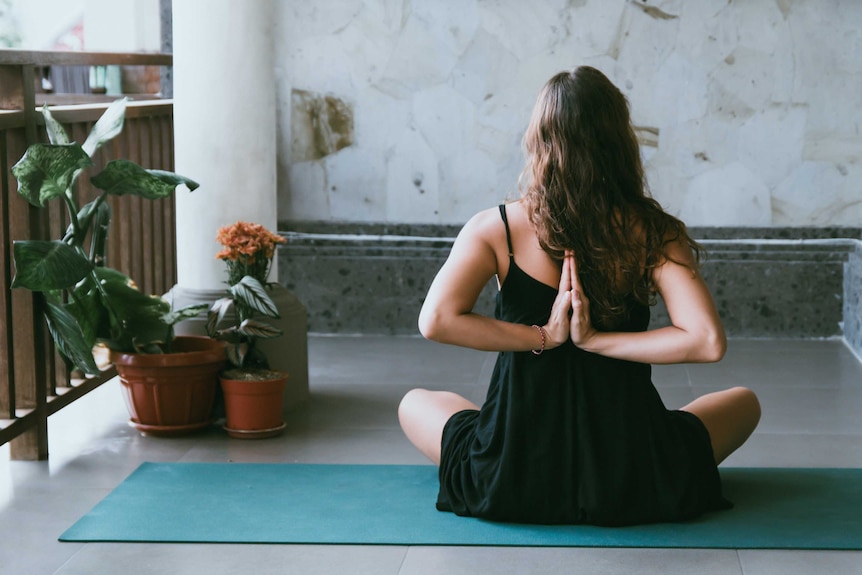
[275,0,862,227]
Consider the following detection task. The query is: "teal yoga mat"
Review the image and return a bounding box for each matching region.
[60,463,862,549]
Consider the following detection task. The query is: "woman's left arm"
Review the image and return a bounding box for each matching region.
[571,239,727,364]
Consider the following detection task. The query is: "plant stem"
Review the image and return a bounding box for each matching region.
[63,188,82,247]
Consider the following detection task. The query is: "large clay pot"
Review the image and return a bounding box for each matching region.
[220,371,287,439]
[111,336,226,436]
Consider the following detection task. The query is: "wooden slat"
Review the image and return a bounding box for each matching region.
[0,129,15,419]
[140,117,155,294]
[151,117,165,292]
[0,110,24,130]
[7,122,48,460]
[0,50,172,67]
[0,66,25,111]
[20,65,37,145]
[47,100,174,123]
[38,93,164,107]
[163,114,177,290]
[126,123,144,286]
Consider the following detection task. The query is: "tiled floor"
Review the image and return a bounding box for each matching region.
[2,336,862,575]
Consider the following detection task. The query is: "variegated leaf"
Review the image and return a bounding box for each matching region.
[83,98,126,157]
[226,342,248,367]
[237,319,283,339]
[206,297,233,336]
[42,104,70,145]
[161,303,208,326]
[90,160,199,200]
[12,143,92,207]
[231,276,279,318]
[11,240,92,291]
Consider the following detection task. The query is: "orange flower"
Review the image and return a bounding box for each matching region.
[215,221,286,285]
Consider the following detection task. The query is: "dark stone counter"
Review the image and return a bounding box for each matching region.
[276,222,862,356]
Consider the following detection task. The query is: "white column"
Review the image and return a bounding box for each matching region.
[172,0,276,289]
[170,0,308,412]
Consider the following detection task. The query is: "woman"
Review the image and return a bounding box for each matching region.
[398,66,761,526]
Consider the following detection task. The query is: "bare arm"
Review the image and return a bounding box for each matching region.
[570,239,726,364]
[418,210,571,352]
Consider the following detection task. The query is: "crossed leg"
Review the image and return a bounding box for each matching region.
[398,389,479,465]
[400,386,760,467]
[681,386,761,465]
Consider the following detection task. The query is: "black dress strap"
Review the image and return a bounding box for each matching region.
[498,204,514,258]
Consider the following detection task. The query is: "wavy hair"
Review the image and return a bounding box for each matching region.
[520,66,702,329]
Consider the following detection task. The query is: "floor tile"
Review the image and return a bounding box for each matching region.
[182,428,430,465]
[687,339,862,390]
[309,335,491,386]
[700,386,862,435]
[721,433,862,468]
[400,547,743,575]
[738,550,862,575]
[53,543,408,575]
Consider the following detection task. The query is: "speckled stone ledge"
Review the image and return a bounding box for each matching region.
[277,223,861,341]
[843,244,862,358]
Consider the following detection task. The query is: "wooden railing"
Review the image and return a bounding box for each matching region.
[0,50,175,459]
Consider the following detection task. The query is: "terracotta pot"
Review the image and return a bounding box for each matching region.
[221,371,287,439]
[111,336,226,436]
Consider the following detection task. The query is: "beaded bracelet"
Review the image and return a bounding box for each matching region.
[531,324,546,355]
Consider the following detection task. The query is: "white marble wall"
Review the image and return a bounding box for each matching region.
[276,0,862,226]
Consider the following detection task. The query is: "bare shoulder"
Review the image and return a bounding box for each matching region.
[653,234,700,288]
[461,206,503,234]
[456,205,506,248]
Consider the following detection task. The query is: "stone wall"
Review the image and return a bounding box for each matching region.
[275,1,862,227]
[278,224,860,339]
[844,244,862,358]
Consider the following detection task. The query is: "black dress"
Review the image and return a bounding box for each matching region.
[436,205,731,526]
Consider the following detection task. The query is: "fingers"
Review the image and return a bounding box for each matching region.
[551,288,572,319]
[558,255,572,294]
[544,289,572,348]
[565,249,582,294]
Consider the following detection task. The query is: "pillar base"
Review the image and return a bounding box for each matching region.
[166,283,310,413]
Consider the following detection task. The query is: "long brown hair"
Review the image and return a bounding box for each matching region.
[520,66,702,329]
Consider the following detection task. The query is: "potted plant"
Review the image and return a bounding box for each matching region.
[206,221,289,439]
[10,99,224,435]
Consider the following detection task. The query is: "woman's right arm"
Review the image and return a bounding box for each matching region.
[418,210,571,352]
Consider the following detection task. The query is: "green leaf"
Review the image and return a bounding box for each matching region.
[231,276,279,318]
[237,319,283,339]
[82,98,127,157]
[161,303,208,327]
[88,200,112,264]
[206,297,233,336]
[65,275,108,348]
[90,160,199,200]
[43,299,101,375]
[12,143,93,207]
[90,267,172,352]
[61,198,111,251]
[148,169,200,192]
[41,104,70,145]
[11,240,93,291]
